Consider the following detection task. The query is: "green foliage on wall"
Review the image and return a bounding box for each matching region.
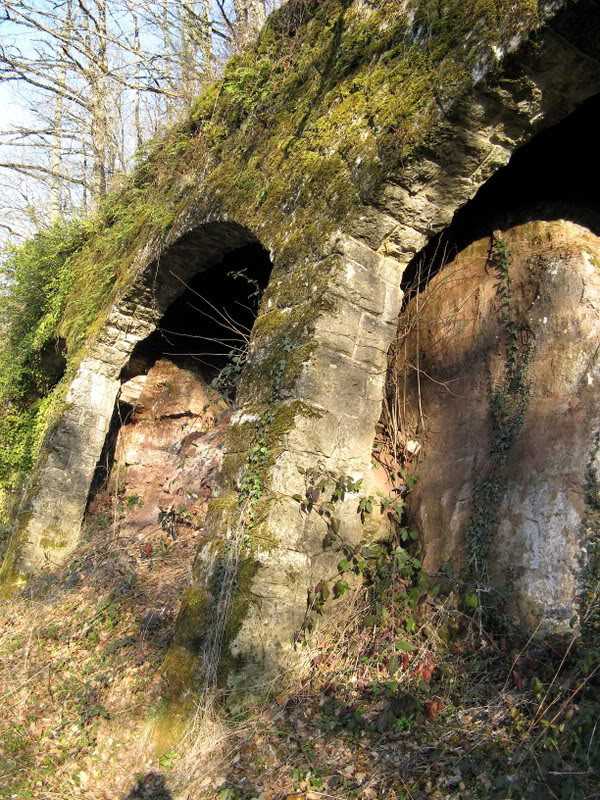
[466,236,534,618]
[0,220,93,506]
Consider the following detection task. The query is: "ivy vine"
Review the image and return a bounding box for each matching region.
[466,234,534,619]
[292,467,421,637]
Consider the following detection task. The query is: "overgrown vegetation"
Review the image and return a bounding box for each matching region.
[466,235,535,622]
[5,2,598,797]
[290,466,420,637]
[2,474,599,799]
[0,220,94,549]
[0,0,547,534]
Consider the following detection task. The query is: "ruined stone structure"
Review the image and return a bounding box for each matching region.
[399,219,600,633]
[2,0,600,704]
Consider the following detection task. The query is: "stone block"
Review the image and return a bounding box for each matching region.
[335,236,380,272]
[78,408,112,435]
[351,208,399,250]
[375,182,438,233]
[335,260,387,316]
[381,224,427,262]
[298,349,368,411]
[313,300,363,357]
[382,280,403,326]
[285,406,377,469]
[40,465,93,502]
[352,313,396,372]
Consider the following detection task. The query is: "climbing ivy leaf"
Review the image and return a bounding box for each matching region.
[333,580,349,598]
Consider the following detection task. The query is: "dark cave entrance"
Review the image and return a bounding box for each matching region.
[401,91,600,298]
[381,90,600,472]
[122,241,272,390]
[91,239,273,497]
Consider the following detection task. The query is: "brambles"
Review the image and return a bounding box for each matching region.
[293,466,422,637]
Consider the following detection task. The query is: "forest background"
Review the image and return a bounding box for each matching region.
[0,0,280,243]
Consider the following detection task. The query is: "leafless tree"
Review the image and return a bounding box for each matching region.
[0,0,278,241]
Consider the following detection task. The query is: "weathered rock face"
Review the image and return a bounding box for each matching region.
[105,358,231,543]
[397,219,600,633]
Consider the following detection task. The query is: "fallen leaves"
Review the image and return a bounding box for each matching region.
[424,697,444,720]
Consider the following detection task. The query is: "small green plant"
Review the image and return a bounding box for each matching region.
[126,494,144,509]
[158,750,180,770]
[211,352,248,398]
[293,467,422,636]
[228,267,262,303]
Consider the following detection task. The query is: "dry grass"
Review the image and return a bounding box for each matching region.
[157,568,600,800]
[2,515,598,800]
[162,581,586,800]
[0,484,201,799]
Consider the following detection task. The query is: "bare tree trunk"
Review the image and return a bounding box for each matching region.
[198,0,214,80]
[161,0,176,119]
[49,93,63,223]
[49,0,74,221]
[89,0,110,197]
[180,2,214,105]
[233,0,266,44]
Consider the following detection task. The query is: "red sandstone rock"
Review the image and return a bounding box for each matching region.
[113,358,231,540]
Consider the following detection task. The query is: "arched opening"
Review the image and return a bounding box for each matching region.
[401,91,600,293]
[85,234,272,582]
[120,241,272,394]
[382,91,600,634]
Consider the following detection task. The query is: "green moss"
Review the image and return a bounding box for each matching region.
[264,400,322,453]
[162,644,200,703]
[158,554,261,738]
[241,310,321,405]
[219,453,249,493]
[216,555,260,687]
[155,585,212,749]
[206,495,239,514]
[0,542,28,598]
[260,255,341,311]
[250,520,279,553]
[224,420,262,455]
[38,534,68,550]
[153,645,200,755]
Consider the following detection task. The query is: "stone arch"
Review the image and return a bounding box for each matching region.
[385,91,600,635]
[1,220,271,586]
[352,2,600,271]
[168,7,600,688]
[3,1,600,691]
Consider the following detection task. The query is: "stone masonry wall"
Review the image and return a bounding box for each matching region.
[2,4,600,704]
